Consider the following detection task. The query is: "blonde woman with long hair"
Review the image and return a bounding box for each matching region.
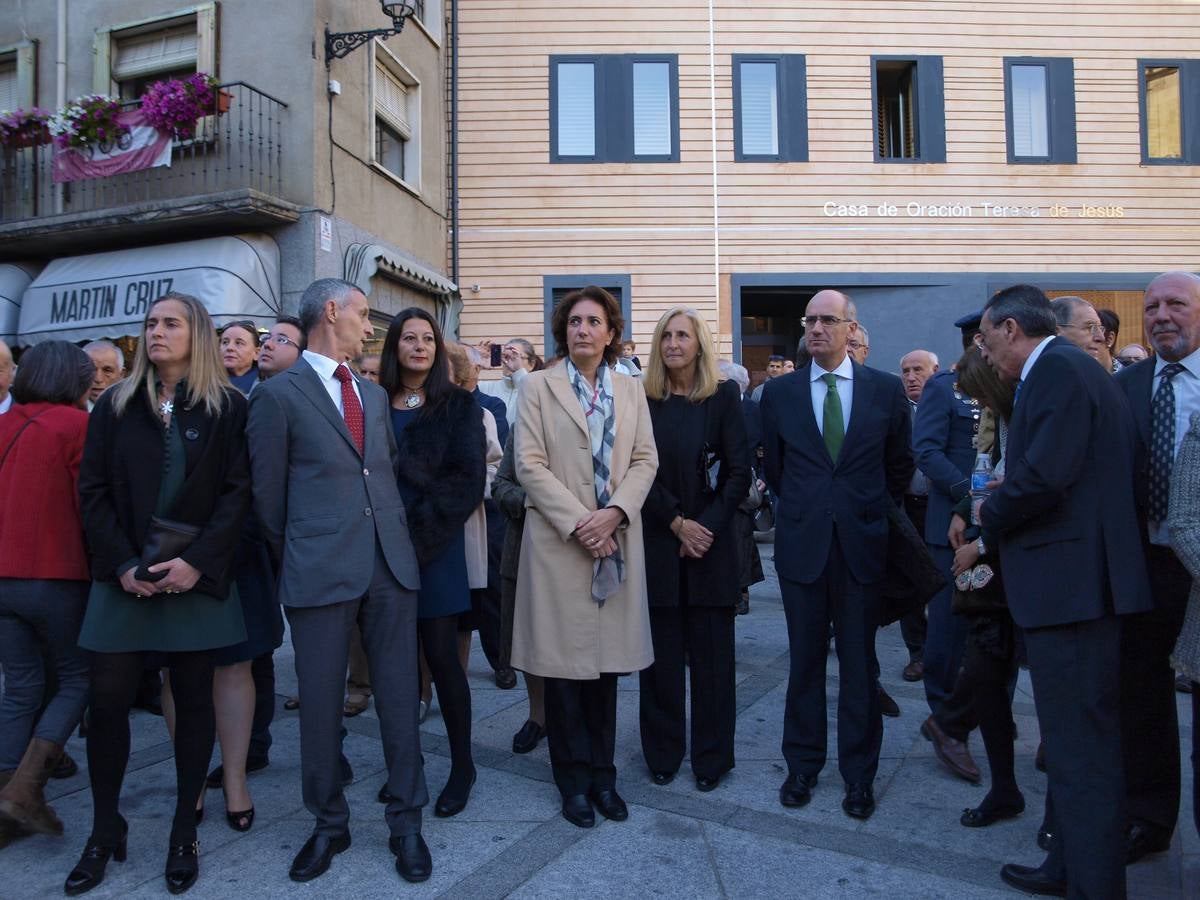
[68,292,250,896]
[639,307,750,792]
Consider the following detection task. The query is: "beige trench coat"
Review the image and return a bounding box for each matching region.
[465,407,503,589]
[511,364,658,679]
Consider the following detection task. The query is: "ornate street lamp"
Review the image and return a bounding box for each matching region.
[325,1,418,64]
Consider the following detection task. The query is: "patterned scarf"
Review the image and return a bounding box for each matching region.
[566,359,623,605]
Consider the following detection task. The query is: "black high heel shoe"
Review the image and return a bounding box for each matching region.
[165,840,199,895]
[225,807,255,832]
[64,818,128,896]
[434,768,477,818]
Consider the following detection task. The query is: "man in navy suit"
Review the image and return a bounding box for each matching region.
[1114,271,1200,865]
[762,289,912,820]
[977,284,1152,899]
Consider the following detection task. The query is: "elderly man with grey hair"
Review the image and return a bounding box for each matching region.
[1051,296,1111,370]
[82,341,126,408]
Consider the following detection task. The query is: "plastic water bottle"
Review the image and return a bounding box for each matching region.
[970,453,993,524]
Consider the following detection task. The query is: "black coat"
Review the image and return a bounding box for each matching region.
[396,386,486,567]
[642,380,751,608]
[79,384,251,599]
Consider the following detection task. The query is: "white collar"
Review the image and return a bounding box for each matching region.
[302,349,348,382]
[1019,336,1057,383]
[1155,344,1200,378]
[810,353,854,382]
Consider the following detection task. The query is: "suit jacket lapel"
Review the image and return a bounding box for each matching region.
[291,358,361,456]
[796,365,833,468]
[1130,358,1154,446]
[546,363,589,439]
[842,362,875,460]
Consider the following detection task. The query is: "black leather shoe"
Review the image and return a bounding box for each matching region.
[696,775,720,792]
[877,685,900,718]
[960,794,1024,828]
[377,783,395,804]
[164,841,199,895]
[589,788,628,821]
[51,752,79,780]
[651,770,675,786]
[390,834,432,883]
[434,769,477,818]
[779,773,817,808]
[64,819,128,896]
[842,783,875,819]
[288,831,351,883]
[999,863,1067,897]
[561,793,595,828]
[339,754,353,787]
[494,667,518,689]
[1125,820,1172,865]
[1037,828,1053,851]
[512,720,545,754]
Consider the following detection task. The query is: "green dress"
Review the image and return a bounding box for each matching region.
[78,407,246,653]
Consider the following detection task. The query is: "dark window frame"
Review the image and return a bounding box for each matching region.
[732,54,808,162]
[549,54,680,164]
[1003,57,1076,165]
[869,55,946,164]
[1138,58,1200,165]
[542,274,632,354]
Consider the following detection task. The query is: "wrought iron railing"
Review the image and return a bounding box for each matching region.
[0,81,288,224]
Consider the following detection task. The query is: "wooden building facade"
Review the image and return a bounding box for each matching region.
[454,1,1200,373]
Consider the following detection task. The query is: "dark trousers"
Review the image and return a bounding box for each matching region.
[1193,689,1200,839]
[1120,544,1190,834]
[476,500,505,671]
[900,497,929,661]
[922,544,970,713]
[248,650,275,762]
[286,542,427,838]
[544,674,618,797]
[639,603,735,780]
[1026,615,1125,900]
[780,533,882,785]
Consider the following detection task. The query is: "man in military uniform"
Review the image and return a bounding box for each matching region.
[913,313,983,721]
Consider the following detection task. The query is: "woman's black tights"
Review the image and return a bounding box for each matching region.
[419,615,474,794]
[87,650,215,846]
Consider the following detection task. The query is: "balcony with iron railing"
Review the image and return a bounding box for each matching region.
[0,82,300,255]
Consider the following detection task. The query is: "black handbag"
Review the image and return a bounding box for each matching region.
[134,515,202,582]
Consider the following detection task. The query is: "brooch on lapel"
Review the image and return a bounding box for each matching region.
[184,427,200,441]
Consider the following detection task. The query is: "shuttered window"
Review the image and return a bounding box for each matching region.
[1009,65,1049,158]
[550,55,679,163]
[112,23,197,80]
[376,61,412,138]
[739,62,778,156]
[372,45,421,188]
[0,57,17,113]
[733,55,808,162]
[1004,57,1076,164]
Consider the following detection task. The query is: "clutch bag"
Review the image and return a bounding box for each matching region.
[134,516,202,583]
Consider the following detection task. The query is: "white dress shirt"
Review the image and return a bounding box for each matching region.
[302,349,362,416]
[810,354,854,435]
[0,394,11,415]
[1149,344,1200,544]
[477,367,529,427]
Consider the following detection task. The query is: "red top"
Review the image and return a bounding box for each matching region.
[0,402,90,581]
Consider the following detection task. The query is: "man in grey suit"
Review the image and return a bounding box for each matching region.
[247,278,431,883]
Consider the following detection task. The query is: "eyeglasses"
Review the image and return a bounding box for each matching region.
[800,315,851,328]
[263,333,297,348]
[1065,321,1106,338]
[847,340,869,351]
[1117,354,1145,366]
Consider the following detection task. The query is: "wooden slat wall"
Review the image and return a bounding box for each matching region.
[455,1,1200,360]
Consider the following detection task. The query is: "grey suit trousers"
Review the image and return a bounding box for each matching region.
[286,540,428,837]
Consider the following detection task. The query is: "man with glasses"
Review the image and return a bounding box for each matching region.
[1051,296,1112,371]
[762,289,912,821]
[1117,343,1148,368]
[847,326,870,365]
[975,283,1149,898]
[477,338,537,427]
[258,317,306,380]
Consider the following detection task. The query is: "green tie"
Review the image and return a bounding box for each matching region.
[822,373,844,462]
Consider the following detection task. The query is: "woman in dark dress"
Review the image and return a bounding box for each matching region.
[67,292,249,896]
[640,307,750,791]
[378,308,486,818]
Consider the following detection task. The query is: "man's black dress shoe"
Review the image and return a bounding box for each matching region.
[512,720,545,754]
[339,754,353,787]
[696,775,720,792]
[64,818,128,896]
[1037,828,1052,851]
[288,832,351,883]
[842,783,875,819]
[206,756,268,789]
[378,783,395,804]
[877,685,900,718]
[651,770,675,786]
[164,841,199,895]
[494,667,518,689]
[1125,820,1171,865]
[561,793,595,828]
[589,788,628,821]
[999,863,1067,897]
[779,773,817,808]
[390,834,432,883]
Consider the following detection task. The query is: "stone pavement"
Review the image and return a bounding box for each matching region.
[6,545,1196,898]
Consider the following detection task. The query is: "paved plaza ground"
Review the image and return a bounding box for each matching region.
[5,545,1196,898]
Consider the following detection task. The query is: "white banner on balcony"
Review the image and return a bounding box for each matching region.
[0,262,41,343]
[17,233,280,346]
[53,109,172,184]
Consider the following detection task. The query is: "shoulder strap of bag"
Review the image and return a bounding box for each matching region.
[0,408,51,473]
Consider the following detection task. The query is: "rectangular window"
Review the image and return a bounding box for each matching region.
[542,275,632,354]
[112,19,198,100]
[733,54,808,162]
[372,44,421,189]
[1139,59,1200,165]
[0,56,17,113]
[1004,57,1075,164]
[871,56,945,163]
[550,55,679,163]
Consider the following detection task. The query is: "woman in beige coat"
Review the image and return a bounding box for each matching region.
[513,286,658,829]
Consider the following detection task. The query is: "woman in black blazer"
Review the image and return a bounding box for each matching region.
[68,292,250,897]
[640,307,750,792]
